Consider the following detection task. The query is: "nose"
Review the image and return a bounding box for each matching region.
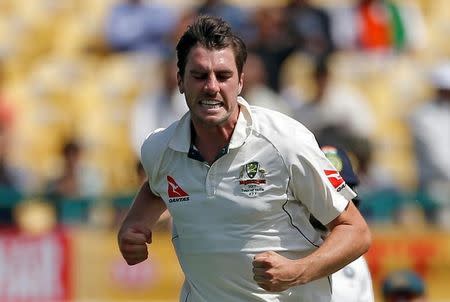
[204,75,220,95]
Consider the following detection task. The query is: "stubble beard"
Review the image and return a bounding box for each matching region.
[191,110,232,128]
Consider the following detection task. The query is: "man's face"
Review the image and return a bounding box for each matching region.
[177,45,243,128]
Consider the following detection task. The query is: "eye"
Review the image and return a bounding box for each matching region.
[192,73,207,80]
[217,73,232,81]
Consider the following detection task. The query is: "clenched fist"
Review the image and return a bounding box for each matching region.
[252,251,305,292]
[118,224,152,265]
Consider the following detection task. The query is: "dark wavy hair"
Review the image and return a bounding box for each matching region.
[176,16,247,79]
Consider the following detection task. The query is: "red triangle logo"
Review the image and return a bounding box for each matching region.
[167,176,189,198]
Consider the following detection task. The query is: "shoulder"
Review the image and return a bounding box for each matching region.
[250,105,319,156]
[141,121,178,160]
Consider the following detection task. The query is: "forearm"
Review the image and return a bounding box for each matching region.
[119,181,167,233]
[295,202,371,284]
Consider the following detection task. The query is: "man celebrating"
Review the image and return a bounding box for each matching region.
[118,16,371,301]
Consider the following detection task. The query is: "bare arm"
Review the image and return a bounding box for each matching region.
[253,201,371,291]
[117,181,167,265]
[300,201,371,281]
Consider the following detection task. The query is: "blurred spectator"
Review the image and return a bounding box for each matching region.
[284,57,377,199]
[195,0,252,41]
[288,58,376,141]
[0,63,27,195]
[0,127,22,191]
[103,0,178,56]
[409,62,450,225]
[45,140,104,201]
[248,7,296,92]
[0,125,25,225]
[382,269,427,302]
[241,52,294,117]
[331,0,427,53]
[129,57,188,155]
[284,0,335,60]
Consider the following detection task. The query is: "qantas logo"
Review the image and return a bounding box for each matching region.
[167,176,190,203]
[324,170,346,191]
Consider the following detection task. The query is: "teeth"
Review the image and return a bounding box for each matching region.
[200,100,221,105]
[200,100,222,109]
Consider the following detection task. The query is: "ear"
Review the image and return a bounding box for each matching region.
[177,72,184,94]
[238,73,244,95]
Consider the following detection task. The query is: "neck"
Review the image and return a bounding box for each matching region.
[192,107,240,164]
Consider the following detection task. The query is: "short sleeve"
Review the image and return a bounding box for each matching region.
[289,133,356,225]
[140,128,166,197]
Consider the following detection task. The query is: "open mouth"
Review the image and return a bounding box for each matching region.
[199,99,223,109]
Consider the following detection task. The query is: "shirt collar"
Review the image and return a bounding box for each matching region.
[168,96,253,153]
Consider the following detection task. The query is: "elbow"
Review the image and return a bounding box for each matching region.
[361,224,372,254]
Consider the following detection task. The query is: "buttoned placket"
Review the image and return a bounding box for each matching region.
[189,144,228,199]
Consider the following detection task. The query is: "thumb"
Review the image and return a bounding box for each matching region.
[254,251,272,261]
[131,224,152,244]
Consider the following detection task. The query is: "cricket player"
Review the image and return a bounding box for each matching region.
[118,16,371,302]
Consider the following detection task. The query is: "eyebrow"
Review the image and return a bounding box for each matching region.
[190,69,234,75]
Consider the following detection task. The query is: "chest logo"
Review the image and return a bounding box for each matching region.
[239,162,266,197]
[167,176,190,202]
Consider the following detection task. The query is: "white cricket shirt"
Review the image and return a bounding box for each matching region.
[141,97,356,302]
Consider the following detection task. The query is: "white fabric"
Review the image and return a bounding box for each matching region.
[331,256,375,302]
[141,97,356,302]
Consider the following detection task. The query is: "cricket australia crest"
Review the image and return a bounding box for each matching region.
[239,161,267,197]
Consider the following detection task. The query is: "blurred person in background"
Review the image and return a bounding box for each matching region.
[241,52,294,117]
[0,125,26,225]
[284,0,335,60]
[0,63,28,224]
[312,145,374,302]
[382,269,427,302]
[289,58,375,154]
[0,126,23,191]
[331,0,427,53]
[103,0,178,56]
[129,57,188,156]
[409,62,450,227]
[247,7,296,92]
[45,140,104,202]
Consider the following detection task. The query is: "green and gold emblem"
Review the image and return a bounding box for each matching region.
[245,161,259,179]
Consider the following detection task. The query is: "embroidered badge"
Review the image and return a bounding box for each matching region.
[239,161,266,197]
